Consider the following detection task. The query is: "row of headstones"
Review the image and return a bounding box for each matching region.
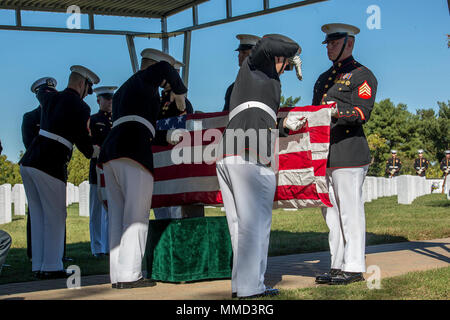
[363,176,448,205]
[2,176,449,223]
[0,181,92,224]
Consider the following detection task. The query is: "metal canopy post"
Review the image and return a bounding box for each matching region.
[161,17,169,53]
[126,35,139,74]
[182,31,192,87]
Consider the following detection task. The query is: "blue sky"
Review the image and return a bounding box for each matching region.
[0,0,449,162]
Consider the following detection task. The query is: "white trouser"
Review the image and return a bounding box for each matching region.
[216,156,276,297]
[20,166,66,272]
[89,184,109,255]
[154,206,182,219]
[102,158,153,284]
[321,166,369,273]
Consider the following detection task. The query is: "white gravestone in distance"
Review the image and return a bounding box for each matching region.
[79,181,90,217]
[398,175,415,205]
[12,184,26,216]
[74,186,79,203]
[0,184,12,224]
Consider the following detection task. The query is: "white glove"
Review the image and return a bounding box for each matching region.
[170,91,186,112]
[91,144,100,158]
[284,113,306,131]
[92,145,101,158]
[289,55,303,81]
[167,129,184,145]
[326,101,338,117]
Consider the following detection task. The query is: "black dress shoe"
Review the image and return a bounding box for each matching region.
[116,278,157,289]
[239,287,280,299]
[330,272,364,285]
[232,292,237,298]
[315,269,342,284]
[112,283,117,289]
[39,270,75,280]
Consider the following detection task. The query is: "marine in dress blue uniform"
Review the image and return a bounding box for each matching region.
[20,66,99,279]
[414,149,429,177]
[313,24,378,285]
[385,150,402,177]
[97,54,187,289]
[21,77,57,261]
[223,34,261,112]
[217,34,304,298]
[88,86,116,257]
[441,150,450,177]
[155,59,196,219]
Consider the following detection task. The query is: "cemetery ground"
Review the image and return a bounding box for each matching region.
[0,193,449,300]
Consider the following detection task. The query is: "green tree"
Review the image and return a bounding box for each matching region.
[67,147,90,186]
[366,133,388,176]
[364,99,449,177]
[280,95,301,108]
[0,154,22,185]
[364,99,419,175]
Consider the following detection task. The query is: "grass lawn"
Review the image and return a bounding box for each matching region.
[0,193,449,285]
[253,266,450,300]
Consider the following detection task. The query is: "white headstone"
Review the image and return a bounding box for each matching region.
[66,183,75,206]
[79,181,90,217]
[377,177,384,198]
[12,184,26,216]
[446,178,450,200]
[74,186,79,203]
[0,184,12,224]
[362,178,370,203]
[398,175,415,204]
[66,184,70,207]
[393,176,398,195]
[368,177,377,200]
[387,177,393,196]
[382,178,388,197]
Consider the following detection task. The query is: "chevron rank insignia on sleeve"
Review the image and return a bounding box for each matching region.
[358,81,372,99]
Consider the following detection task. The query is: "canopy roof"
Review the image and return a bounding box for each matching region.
[0,0,329,83]
[0,0,210,18]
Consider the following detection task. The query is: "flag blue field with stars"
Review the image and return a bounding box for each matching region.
[156,115,187,130]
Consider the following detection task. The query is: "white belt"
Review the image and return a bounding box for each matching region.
[229,101,277,122]
[39,129,73,150]
[112,115,156,137]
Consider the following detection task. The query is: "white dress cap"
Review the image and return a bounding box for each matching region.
[321,23,360,44]
[235,34,261,51]
[173,60,185,71]
[70,65,100,84]
[93,86,118,96]
[31,77,57,93]
[141,48,176,65]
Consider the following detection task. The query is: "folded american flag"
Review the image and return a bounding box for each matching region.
[151,105,332,209]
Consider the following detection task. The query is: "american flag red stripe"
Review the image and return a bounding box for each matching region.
[98,104,333,209]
